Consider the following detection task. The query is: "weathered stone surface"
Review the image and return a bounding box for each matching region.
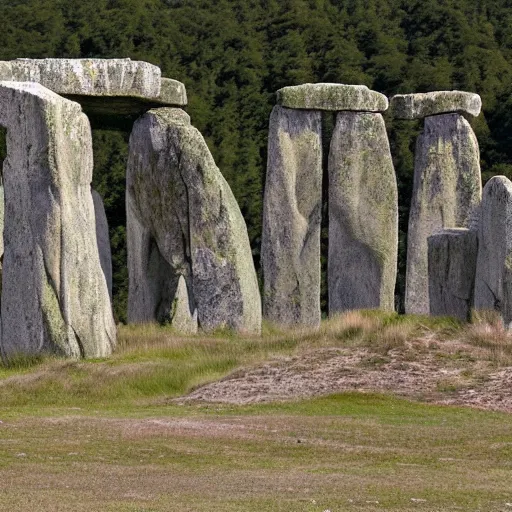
[171,275,198,335]
[127,108,261,334]
[0,59,187,118]
[262,106,322,327]
[328,112,398,313]
[0,185,3,294]
[277,83,388,112]
[428,228,477,321]
[390,91,481,119]
[0,185,4,259]
[405,113,482,315]
[0,82,116,360]
[474,176,512,326]
[92,190,113,302]
[159,78,187,105]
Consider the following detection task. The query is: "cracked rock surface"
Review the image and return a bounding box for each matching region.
[92,190,113,302]
[328,112,398,314]
[0,81,116,360]
[262,106,322,327]
[428,228,477,321]
[474,176,512,326]
[390,90,481,119]
[127,108,261,334]
[277,83,388,111]
[0,59,187,118]
[405,113,481,315]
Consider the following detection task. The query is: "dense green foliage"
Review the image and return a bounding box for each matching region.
[1,0,512,318]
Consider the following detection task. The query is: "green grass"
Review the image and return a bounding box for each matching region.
[0,394,510,511]
[0,310,505,412]
[0,312,510,510]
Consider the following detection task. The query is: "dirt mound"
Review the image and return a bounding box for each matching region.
[179,340,512,413]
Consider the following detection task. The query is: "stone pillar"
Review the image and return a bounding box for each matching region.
[428,228,477,321]
[328,111,398,314]
[263,83,393,324]
[92,190,112,302]
[0,82,115,360]
[474,176,512,327]
[127,108,261,334]
[261,105,323,327]
[391,91,482,315]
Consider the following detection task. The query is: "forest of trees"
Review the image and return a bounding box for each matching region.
[1,0,512,320]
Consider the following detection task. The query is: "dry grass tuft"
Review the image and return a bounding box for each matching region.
[319,310,459,354]
[464,309,512,365]
[1,310,512,410]
[322,310,381,343]
[367,322,415,354]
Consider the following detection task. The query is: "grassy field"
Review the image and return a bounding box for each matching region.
[0,312,511,511]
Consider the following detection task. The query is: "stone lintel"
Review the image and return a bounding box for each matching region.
[0,58,187,120]
[276,83,388,112]
[390,91,481,119]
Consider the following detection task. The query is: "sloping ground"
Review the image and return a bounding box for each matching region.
[0,310,511,413]
[0,313,511,510]
[180,315,512,413]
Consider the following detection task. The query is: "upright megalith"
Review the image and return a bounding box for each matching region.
[0,82,115,360]
[328,111,398,313]
[92,190,113,301]
[474,176,512,326]
[428,228,478,321]
[263,83,397,323]
[390,91,483,315]
[262,106,323,327]
[127,108,261,334]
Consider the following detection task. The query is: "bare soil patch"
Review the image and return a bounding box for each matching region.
[179,338,512,413]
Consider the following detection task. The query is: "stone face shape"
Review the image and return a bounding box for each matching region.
[0,82,115,360]
[428,228,477,321]
[328,112,398,313]
[92,190,113,302]
[127,108,261,334]
[474,176,512,326]
[0,59,187,118]
[405,113,482,315]
[277,83,388,112]
[390,91,481,119]
[262,106,322,327]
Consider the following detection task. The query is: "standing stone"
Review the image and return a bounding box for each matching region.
[428,228,478,321]
[262,106,323,327]
[405,113,481,315]
[127,108,261,334]
[0,82,115,360]
[328,112,398,313]
[92,190,112,301]
[474,176,512,326]
[0,185,3,298]
[0,184,4,256]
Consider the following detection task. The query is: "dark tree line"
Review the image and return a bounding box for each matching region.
[1,0,512,319]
